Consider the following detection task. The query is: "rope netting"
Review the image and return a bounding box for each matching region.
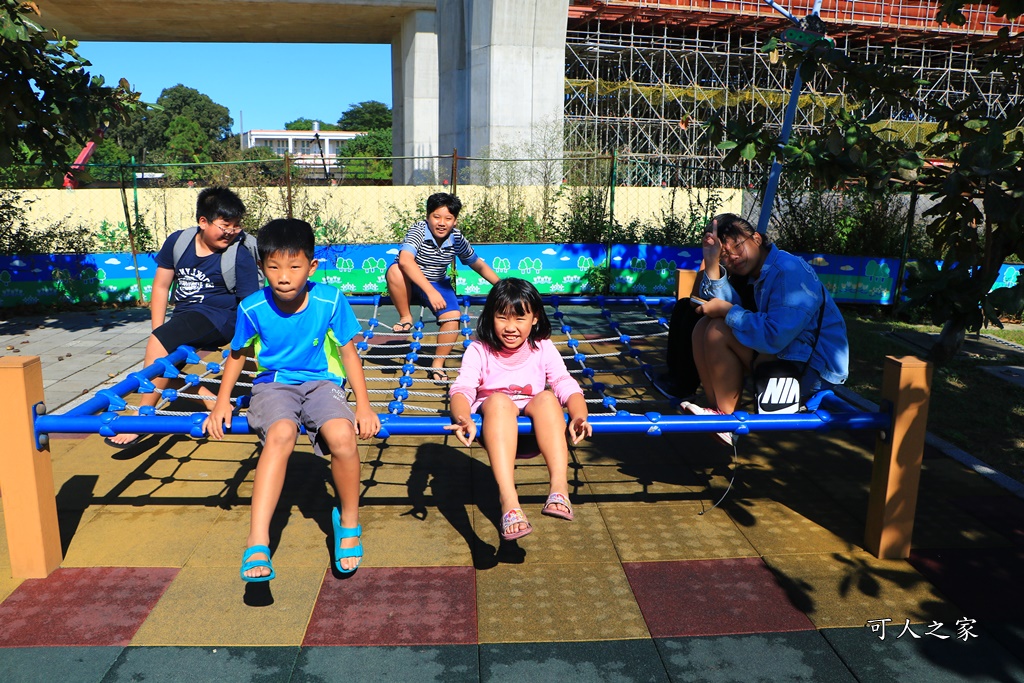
[32,295,889,446]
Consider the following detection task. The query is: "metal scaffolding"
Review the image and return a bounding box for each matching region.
[565,0,1024,186]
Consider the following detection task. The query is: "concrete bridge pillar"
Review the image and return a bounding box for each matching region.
[436,0,569,175]
[392,10,440,185]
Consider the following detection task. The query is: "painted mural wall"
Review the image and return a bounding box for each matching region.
[3,244,1015,309]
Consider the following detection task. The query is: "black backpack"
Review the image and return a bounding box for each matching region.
[172,228,263,293]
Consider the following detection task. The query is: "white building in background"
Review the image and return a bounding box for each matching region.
[241,124,363,173]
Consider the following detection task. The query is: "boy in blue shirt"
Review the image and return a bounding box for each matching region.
[108,186,260,447]
[385,192,500,382]
[204,218,380,582]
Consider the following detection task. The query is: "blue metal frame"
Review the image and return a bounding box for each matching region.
[32,292,891,444]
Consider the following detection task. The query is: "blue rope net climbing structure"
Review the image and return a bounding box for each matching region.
[32,295,889,449]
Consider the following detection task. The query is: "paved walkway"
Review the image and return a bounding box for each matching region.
[1,308,1023,682]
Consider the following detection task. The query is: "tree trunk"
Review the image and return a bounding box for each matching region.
[929,316,967,364]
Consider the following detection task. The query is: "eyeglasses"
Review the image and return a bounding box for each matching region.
[719,235,752,259]
[213,222,243,236]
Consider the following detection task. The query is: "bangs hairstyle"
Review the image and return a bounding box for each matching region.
[714,212,770,248]
[257,218,315,263]
[476,278,551,351]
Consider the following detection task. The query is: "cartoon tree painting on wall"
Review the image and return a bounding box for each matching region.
[492,257,511,273]
[629,257,648,272]
[576,255,595,272]
[518,257,544,275]
[0,271,10,287]
[654,258,678,274]
[337,257,356,272]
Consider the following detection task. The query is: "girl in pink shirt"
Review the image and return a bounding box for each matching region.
[448,278,592,541]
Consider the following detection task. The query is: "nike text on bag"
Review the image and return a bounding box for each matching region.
[754,359,803,414]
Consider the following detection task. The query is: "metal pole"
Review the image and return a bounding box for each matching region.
[756,67,804,235]
[285,152,293,219]
[606,151,618,294]
[120,163,145,305]
[450,148,459,195]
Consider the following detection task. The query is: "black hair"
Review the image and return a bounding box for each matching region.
[196,186,246,224]
[256,218,315,263]
[713,213,770,250]
[476,278,551,351]
[426,192,462,218]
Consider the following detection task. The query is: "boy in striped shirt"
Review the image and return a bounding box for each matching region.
[385,192,500,382]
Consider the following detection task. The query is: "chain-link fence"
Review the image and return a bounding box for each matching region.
[1,152,750,255]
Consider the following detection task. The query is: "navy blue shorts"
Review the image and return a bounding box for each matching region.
[152,311,229,353]
[410,277,460,321]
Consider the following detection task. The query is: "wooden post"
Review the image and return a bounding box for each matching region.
[0,356,63,578]
[675,268,699,300]
[864,355,932,559]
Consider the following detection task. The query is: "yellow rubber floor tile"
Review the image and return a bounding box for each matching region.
[186,507,335,570]
[131,565,325,646]
[358,504,475,567]
[470,500,615,566]
[362,441,472,505]
[52,435,257,508]
[763,551,963,629]
[476,562,649,643]
[62,505,223,567]
[575,450,707,500]
[0,574,22,603]
[602,502,758,561]
[729,499,864,555]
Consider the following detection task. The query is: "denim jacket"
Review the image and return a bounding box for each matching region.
[698,244,849,385]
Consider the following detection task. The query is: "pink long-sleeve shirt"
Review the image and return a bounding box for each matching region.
[449,338,583,413]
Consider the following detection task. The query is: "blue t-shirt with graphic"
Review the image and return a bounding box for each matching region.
[156,228,260,338]
[231,282,362,386]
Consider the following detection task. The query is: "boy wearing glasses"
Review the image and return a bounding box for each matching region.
[107,186,261,447]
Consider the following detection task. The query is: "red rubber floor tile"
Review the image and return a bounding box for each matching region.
[624,558,814,638]
[303,566,477,646]
[0,567,178,647]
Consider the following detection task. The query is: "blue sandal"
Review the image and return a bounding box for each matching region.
[332,508,363,574]
[240,544,275,582]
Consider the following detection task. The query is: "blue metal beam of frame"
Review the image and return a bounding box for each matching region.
[35,392,891,441]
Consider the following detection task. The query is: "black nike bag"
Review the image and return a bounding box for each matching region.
[753,359,803,414]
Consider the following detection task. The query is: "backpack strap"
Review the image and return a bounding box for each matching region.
[175,228,258,294]
[171,228,197,272]
[221,240,241,294]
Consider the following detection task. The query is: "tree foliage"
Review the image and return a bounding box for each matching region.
[0,0,141,175]
[336,128,393,180]
[713,1,1024,361]
[285,118,341,131]
[337,100,392,131]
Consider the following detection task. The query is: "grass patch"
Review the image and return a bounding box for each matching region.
[844,312,1024,486]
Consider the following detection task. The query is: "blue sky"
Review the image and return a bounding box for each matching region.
[76,42,393,133]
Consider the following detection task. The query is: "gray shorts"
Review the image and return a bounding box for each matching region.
[247,380,355,457]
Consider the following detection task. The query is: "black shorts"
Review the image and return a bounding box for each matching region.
[152,311,229,353]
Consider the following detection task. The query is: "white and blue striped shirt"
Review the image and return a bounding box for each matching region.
[397,220,479,282]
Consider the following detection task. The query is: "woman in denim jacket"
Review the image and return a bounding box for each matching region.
[682,213,849,441]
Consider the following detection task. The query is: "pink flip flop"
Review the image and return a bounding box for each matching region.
[541,492,574,521]
[500,507,533,541]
